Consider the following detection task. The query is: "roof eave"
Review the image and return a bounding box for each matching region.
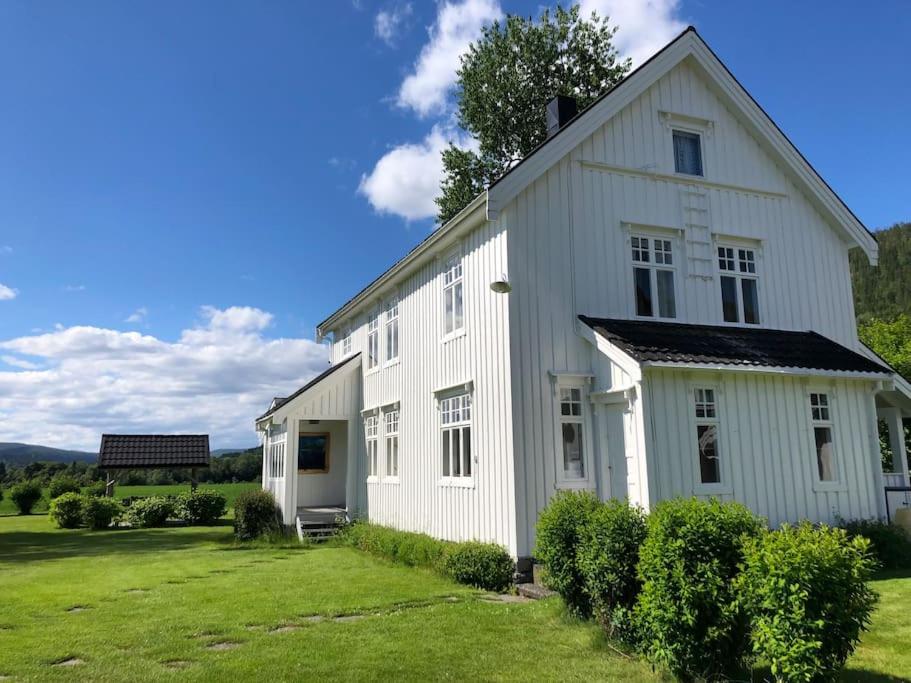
[641,360,892,381]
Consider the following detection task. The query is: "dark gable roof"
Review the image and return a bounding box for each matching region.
[579,316,890,375]
[257,353,361,421]
[98,434,210,469]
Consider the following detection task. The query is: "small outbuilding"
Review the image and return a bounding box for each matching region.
[98,434,210,494]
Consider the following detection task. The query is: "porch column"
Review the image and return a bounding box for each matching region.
[284,417,299,525]
[882,407,910,486]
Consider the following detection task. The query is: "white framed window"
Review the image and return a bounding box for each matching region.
[809,392,837,483]
[384,409,399,480]
[631,235,677,319]
[341,330,352,357]
[718,245,760,325]
[365,414,378,479]
[673,129,703,176]
[693,387,722,486]
[440,393,471,479]
[442,252,464,337]
[557,384,588,484]
[267,424,286,480]
[367,312,380,370]
[385,298,399,363]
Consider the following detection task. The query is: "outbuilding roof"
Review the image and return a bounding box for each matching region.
[578,316,891,375]
[98,434,210,469]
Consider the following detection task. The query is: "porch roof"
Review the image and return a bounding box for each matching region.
[578,316,891,376]
[256,353,361,422]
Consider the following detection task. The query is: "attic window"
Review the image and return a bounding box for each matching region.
[673,130,703,176]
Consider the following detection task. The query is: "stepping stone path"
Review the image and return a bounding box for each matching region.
[162,660,191,670]
[269,624,299,634]
[206,641,241,651]
[333,614,364,623]
[481,594,532,604]
[125,588,148,594]
[52,658,84,667]
[303,615,324,623]
[66,606,90,613]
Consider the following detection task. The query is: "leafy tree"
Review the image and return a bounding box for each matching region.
[851,222,911,322]
[436,5,630,224]
[859,315,911,381]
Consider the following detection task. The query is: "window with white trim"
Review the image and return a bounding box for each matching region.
[558,386,586,481]
[631,235,677,319]
[441,393,471,478]
[718,246,760,324]
[365,414,378,478]
[384,410,399,478]
[367,312,379,370]
[442,253,464,336]
[694,388,721,485]
[385,298,399,363]
[267,424,286,480]
[809,393,836,482]
[341,330,352,357]
[673,130,703,176]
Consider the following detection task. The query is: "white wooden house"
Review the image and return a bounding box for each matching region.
[256,27,911,564]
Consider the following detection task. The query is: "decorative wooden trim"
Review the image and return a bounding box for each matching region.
[659,110,715,135]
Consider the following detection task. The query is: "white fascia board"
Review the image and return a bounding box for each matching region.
[263,356,362,425]
[317,193,488,335]
[641,360,892,382]
[575,319,643,381]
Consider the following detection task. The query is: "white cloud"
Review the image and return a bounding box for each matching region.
[0,283,17,300]
[359,124,476,221]
[0,306,329,451]
[396,0,502,117]
[579,0,687,67]
[125,307,148,324]
[375,2,413,46]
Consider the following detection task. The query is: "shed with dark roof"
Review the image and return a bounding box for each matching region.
[98,434,211,469]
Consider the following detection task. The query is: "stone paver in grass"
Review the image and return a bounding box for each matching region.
[51,657,84,667]
[481,593,532,604]
[206,641,242,651]
[269,624,300,634]
[162,660,192,669]
[66,605,91,613]
[333,614,365,623]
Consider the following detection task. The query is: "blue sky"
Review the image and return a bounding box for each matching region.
[1,0,908,450]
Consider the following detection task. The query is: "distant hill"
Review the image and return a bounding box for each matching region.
[851,221,911,322]
[0,442,96,465]
[212,446,260,458]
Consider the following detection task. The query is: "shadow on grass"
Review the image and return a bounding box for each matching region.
[872,567,911,581]
[0,527,232,564]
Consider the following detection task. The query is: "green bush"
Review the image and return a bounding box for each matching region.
[125,496,175,528]
[49,492,85,528]
[441,541,514,592]
[635,498,763,679]
[233,489,282,540]
[738,523,879,682]
[578,500,648,640]
[83,496,123,530]
[839,518,911,569]
[534,490,602,617]
[85,480,107,497]
[48,474,81,500]
[9,480,43,515]
[177,489,227,525]
[343,521,447,569]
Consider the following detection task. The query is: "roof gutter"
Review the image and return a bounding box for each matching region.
[640,360,893,381]
[316,192,489,339]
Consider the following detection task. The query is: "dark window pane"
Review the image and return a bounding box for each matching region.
[721,276,739,322]
[673,130,703,176]
[562,422,585,478]
[657,269,676,318]
[442,431,450,477]
[635,267,652,317]
[298,434,328,471]
[697,425,720,483]
[741,279,760,324]
[463,427,471,476]
[815,427,835,481]
[452,428,461,476]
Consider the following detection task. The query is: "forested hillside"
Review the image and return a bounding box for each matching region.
[851,222,911,322]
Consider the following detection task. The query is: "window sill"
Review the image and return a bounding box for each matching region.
[437,477,475,489]
[382,477,400,485]
[366,476,379,484]
[694,483,733,496]
[383,358,400,369]
[812,481,848,494]
[555,479,594,490]
[365,366,381,377]
[440,329,467,345]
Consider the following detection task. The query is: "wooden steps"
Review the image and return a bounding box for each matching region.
[295,506,347,542]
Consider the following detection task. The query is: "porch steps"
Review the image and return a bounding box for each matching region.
[295,506,347,542]
[514,563,556,600]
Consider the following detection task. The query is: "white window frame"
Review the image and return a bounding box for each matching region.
[366,311,380,372]
[630,234,678,321]
[716,243,761,326]
[439,392,472,485]
[807,390,844,491]
[690,384,731,495]
[340,329,352,358]
[383,408,400,483]
[671,128,704,177]
[365,414,379,481]
[441,250,465,341]
[267,423,286,480]
[384,297,399,366]
[554,377,592,489]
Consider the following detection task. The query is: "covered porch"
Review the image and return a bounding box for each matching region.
[876,376,911,520]
[255,354,362,527]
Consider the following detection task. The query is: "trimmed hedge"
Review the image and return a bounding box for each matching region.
[177,489,227,525]
[125,496,175,528]
[9,480,43,515]
[738,523,878,682]
[634,498,763,680]
[840,518,911,569]
[342,521,514,592]
[83,496,123,530]
[534,490,602,617]
[48,474,81,500]
[49,492,85,528]
[578,499,647,640]
[233,489,282,540]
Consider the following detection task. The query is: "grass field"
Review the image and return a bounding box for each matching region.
[0,482,258,516]
[0,515,909,681]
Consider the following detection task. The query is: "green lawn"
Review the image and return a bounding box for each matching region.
[0,482,258,516]
[0,516,908,682]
